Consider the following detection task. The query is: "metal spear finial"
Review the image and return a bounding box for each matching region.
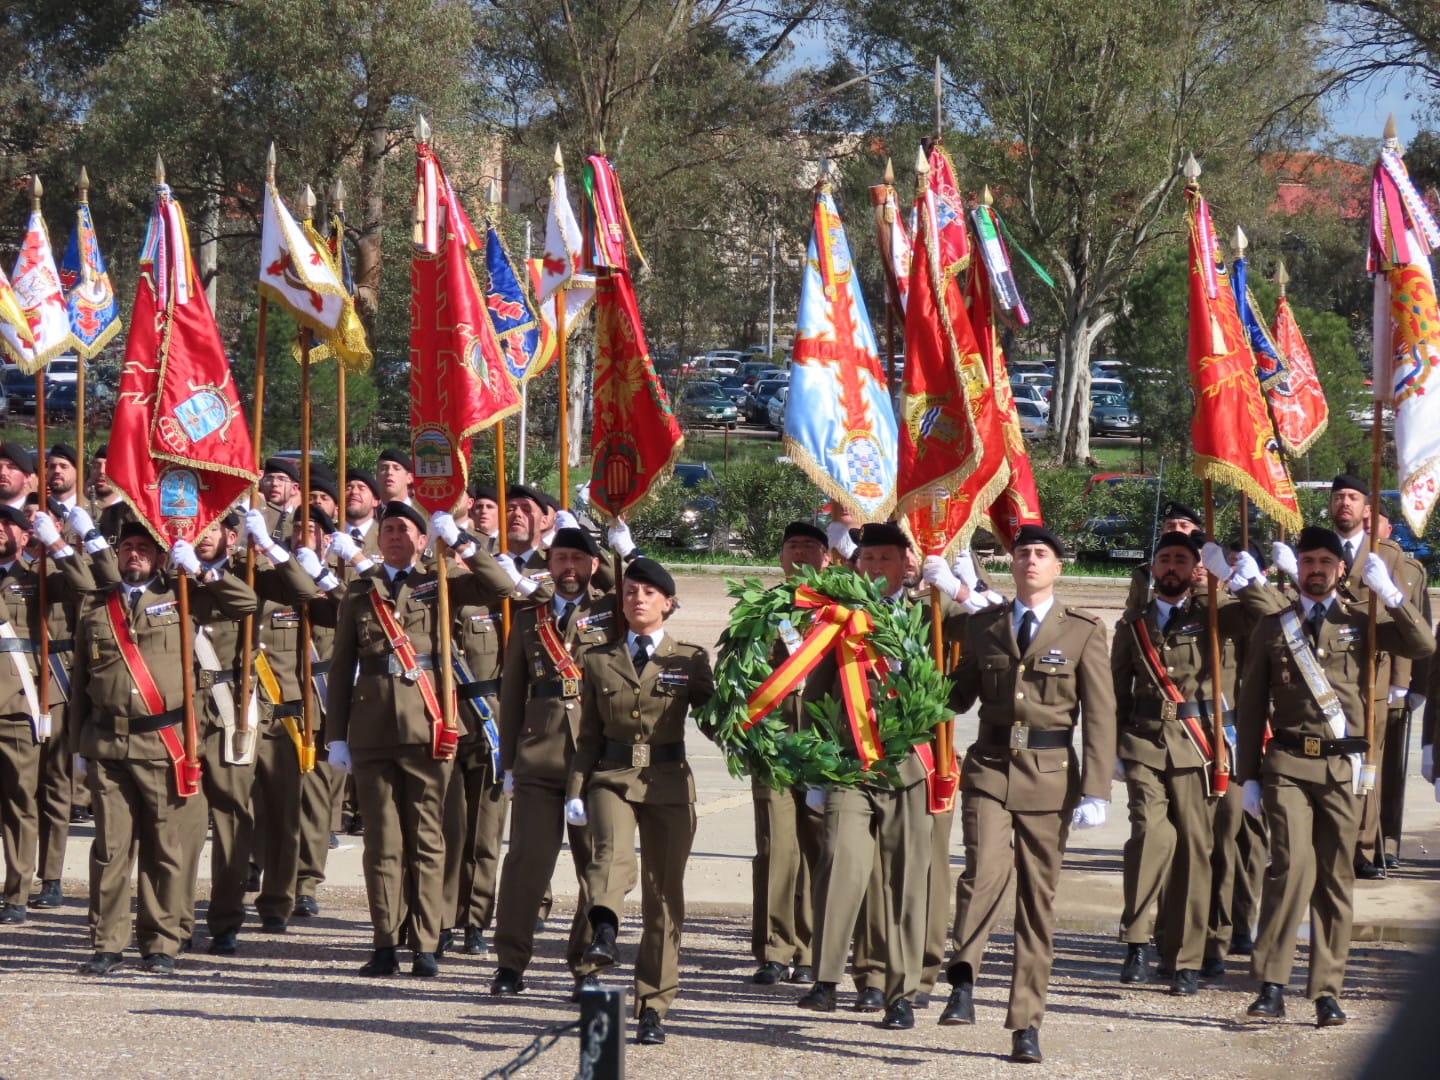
[1232,225,1248,255]
[28,175,42,211]
[415,114,431,143]
[78,166,90,206]
[332,177,346,214]
[1182,153,1201,182]
[1275,257,1290,297]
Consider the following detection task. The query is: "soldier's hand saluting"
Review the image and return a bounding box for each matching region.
[1361,552,1405,606]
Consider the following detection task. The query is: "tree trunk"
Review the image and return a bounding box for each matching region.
[567,340,588,474]
[355,117,389,334]
[1059,318,1095,464]
[197,159,222,311]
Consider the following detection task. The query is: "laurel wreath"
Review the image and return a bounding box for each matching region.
[699,565,951,790]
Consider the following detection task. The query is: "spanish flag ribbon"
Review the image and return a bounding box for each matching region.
[745,586,887,770]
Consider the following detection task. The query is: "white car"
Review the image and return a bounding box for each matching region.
[1010,381,1050,417]
[767,385,789,431]
[46,355,80,385]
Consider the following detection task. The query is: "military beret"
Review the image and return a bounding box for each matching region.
[262,456,299,483]
[0,442,35,474]
[93,443,107,460]
[783,521,828,546]
[1230,537,1268,571]
[507,483,544,507]
[1296,525,1345,560]
[1332,473,1369,497]
[1154,530,1200,556]
[377,448,413,472]
[856,522,911,550]
[535,490,560,513]
[468,481,498,503]
[346,468,380,498]
[1160,501,1202,527]
[306,504,338,535]
[379,500,427,533]
[625,556,676,597]
[309,473,339,504]
[0,504,29,530]
[117,520,159,547]
[551,527,600,558]
[1012,524,1066,558]
[48,443,78,467]
[220,510,242,530]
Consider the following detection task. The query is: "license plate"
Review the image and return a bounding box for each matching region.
[1109,548,1144,559]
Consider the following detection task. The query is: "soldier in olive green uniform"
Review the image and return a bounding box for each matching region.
[326,504,523,977]
[72,523,258,974]
[1237,526,1434,1025]
[567,557,715,1046]
[940,525,1115,1065]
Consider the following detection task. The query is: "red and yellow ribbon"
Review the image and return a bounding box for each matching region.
[746,586,887,769]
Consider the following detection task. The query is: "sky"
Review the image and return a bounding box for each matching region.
[1327,66,1430,140]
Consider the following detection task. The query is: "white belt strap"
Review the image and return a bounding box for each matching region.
[1278,608,1362,792]
[193,627,256,766]
[0,617,45,742]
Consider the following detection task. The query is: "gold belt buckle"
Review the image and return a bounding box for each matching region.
[1160,699,1178,722]
[1009,723,1030,753]
[631,743,652,768]
[197,669,216,690]
[1303,736,1322,757]
[561,677,581,698]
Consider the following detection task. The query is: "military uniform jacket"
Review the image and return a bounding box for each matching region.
[1339,536,1429,701]
[252,554,331,707]
[499,587,617,782]
[951,600,1116,812]
[326,549,517,751]
[0,551,96,715]
[1236,593,1435,785]
[96,500,135,548]
[72,572,260,762]
[567,634,716,805]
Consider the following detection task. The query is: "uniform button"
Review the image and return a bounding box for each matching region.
[633,733,642,741]
[1017,664,1026,674]
[1166,666,1174,673]
[631,711,640,719]
[1016,692,1024,700]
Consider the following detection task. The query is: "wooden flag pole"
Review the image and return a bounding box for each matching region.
[1202,480,1229,795]
[495,423,511,644]
[75,166,90,499]
[177,570,199,780]
[1361,394,1383,794]
[297,188,319,771]
[30,174,50,735]
[554,145,571,511]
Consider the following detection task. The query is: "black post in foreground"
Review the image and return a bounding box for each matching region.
[577,988,624,1080]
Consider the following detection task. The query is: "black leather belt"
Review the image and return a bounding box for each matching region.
[1271,731,1369,758]
[357,653,438,676]
[977,724,1072,751]
[532,678,581,700]
[0,638,74,654]
[269,702,303,719]
[601,739,685,767]
[458,678,501,700]
[1133,703,1236,725]
[311,659,331,676]
[197,668,234,689]
[97,709,183,735]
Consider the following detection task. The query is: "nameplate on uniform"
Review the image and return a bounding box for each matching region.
[530,571,553,585]
[145,601,178,617]
[658,671,689,690]
[1177,622,1204,636]
[411,581,438,600]
[1040,651,1069,666]
[271,609,300,627]
[6,583,36,598]
[1336,626,1360,644]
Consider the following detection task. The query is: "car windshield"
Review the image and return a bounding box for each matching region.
[1017,401,1042,417]
[756,380,784,394]
[1095,394,1127,407]
[687,382,724,398]
[719,375,746,389]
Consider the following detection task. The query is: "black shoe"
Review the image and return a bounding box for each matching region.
[0,904,27,925]
[292,896,319,918]
[854,987,886,1013]
[797,982,837,1012]
[347,814,364,836]
[244,867,261,892]
[70,806,91,823]
[939,982,976,1025]
[358,947,399,977]
[1383,852,1401,870]
[753,961,788,985]
[490,967,526,996]
[180,935,194,953]
[1153,963,1175,982]
[464,926,488,955]
[32,881,62,908]
[1011,1027,1043,1064]
[914,991,931,1009]
[140,953,175,975]
[208,930,238,956]
[260,916,287,933]
[411,952,438,977]
[1200,956,1225,980]
[881,998,915,1029]
[1228,932,1255,957]
[1315,995,1346,1026]
[1247,982,1285,1018]
[572,973,602,1002]
[637,1007,666,1046]
[78,951,124,975]
[789,964,815,985]
[583,923,618,968]
[1355,859,1386,881]
[436,928,454,958]
[1120,943,1150,984]
[1170,969,1200,996]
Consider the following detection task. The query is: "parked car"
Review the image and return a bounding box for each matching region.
[46,355,81,386]
[42,380,79,421]
[767,385,789,431]
[1010,359,1053,377]
[1381,490,1439,571]
[738,361,782,385]
[2,365,38,413]
[716,374,751,408]
[677,380,738,428]
[651,462,721,548]
[1090,393,1139,436]
[1010,380,1050,417]
[1089,377,1126,400]
[1015,399,1048,439]
[1073,473,1160,563]
[746,375,789,423]
[0,380,8,424]
[1015,371,1053,399]
[701,350,745,376]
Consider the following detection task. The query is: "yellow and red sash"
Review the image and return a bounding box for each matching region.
[746,585,887,769]
[105,591,200,797]
[536,610,584,683]
[1132,616,1216,793]
[367,588,456,760]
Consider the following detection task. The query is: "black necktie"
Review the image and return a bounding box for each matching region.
[1343,540,1356,571]
[633,634,653,672]
[558,600,575,631]
[128,588,143,617]
[1163,603,1184,635]
[1307,602,1326,645]
[390,569,408,600]
[350,528,362,544]
[1017,611,1037,654]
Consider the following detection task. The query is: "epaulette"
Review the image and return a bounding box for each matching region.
[672,638,707,655]
[1063,607,1102,625]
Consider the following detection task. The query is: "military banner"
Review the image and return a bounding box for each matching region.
[484,222,542,383]
[1270,288,1329,457]
[295,211,372,369]
[2,188,76,373]
[0,267,34,359]
[869,170,912,316]
[257,180,351,346]
[59,187,121,358]
[539,152,597,314]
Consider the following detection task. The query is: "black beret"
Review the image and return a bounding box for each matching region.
[1332,473,1369,498]
[47,443,77,467]
[309,473,339,504]
[262,456,299,483]
[856,522,911,550]
[377,448,413,472]
[346,468,380,498]
[379,500,427,533]
[0,442,35,474]
[220,510,242,530]
[1160,501,1202,527]
[306,504,338,534]
[625,556,676,597]
[783,521,828,547]
[535,490,560,513]
[1230,538,1268,571]
[0,504,30,529]
[468,481,498,503]
[117,520,159,547]
[1296,525,1345,560]
[1012,524,1066,557]
[551,527,600,557]
[1154,530,1200,556]
[93,443,107,460]
[507,483,543,507]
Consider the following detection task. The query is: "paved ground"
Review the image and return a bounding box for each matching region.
[2,571,1438,1079]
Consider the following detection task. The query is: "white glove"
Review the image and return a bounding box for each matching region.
[244,508,273,548]
[72,753,87,780]
[1229,550,1262,589]
[430,511,461,548]
[607,518,636,558]
[1243,779,1263,820]
[921,555,964,601]
[1200,541,1231,583]
[494,551,539,596]
[951,550,980,589]
[555,509,580,531]
[31,511,61,549]
[805,786,826,813]
[295,546,324,578]
[1388,685,1409,706]
[1070,795,1107,829]
[1421,743,1434,783]
[1271,541,1298,580]
[327,740,352,773]
[170,538,201,576]
[565,797,588,826]
[67,504,96,538]
[1362,552,1404,607]
[328,530,360,562]
[826,521,856,560]
[502,771,515,796]
[1113,757,1127,783]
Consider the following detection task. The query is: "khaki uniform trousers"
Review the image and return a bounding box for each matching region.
[352,745,452,952]
[1119,761,1214,969]
[1207,779,1266,960]
[199,722,257,935]
[1379,706,1410,855]
[1252,770,1361,999]
[750,781,822,967]
[952,790,1069,1031]
[1356,707,1399,865]
[36,702,71,880]
[0,714,40,906]
[296,759,344,902]
[580,786,695,1019]
[849,849,886,992]
[921,807,956,994]
[87,757,207,957]
[812,782,930,1006]
[252,717,302,922]
[442,744,508,932]
[494,779,605,975]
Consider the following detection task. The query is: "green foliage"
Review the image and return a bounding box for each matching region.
[714,460,824,558]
